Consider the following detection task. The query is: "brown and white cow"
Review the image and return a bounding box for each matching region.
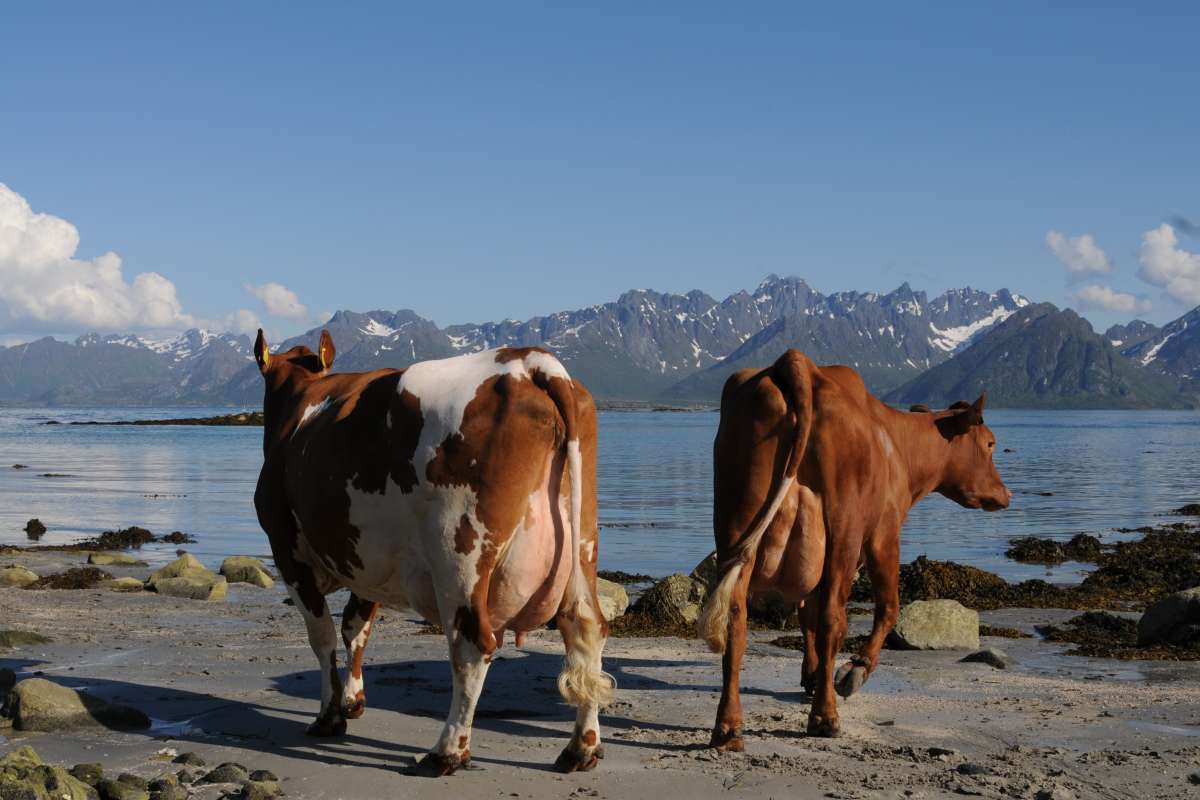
[697,348,1010,748]
[252,330,612,775]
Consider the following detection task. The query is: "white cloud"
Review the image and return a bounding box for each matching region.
[1137,223,1200,307]
[219,308,263,337]
[246,281,309,321]
[0,183,194,333]
[1072,284,1152,314]
[1046,230,1112,275]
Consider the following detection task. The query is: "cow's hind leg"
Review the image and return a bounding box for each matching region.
[284,577,347,737]
[410,606,494,777]
[554,590,611,772]
[710,563,753,751]
[340,593,380,719]
[835,522,900,699]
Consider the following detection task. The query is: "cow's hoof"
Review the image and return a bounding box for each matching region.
[709,727,744,752]
[407,751,469,777]
[834,663,868,698]
[806,714,841,738]
[305,717,347,737]
[342,693,366,720]
[554,746,600,773]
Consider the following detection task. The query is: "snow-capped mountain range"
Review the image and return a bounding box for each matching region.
[2,274,1196,407]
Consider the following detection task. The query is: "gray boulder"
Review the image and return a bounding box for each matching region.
[0,629,50,649]
[146,554,226,600]
[8,678,150,732]
[145,553,208,587]
[595,577,629,621]
[219,557,274,589]
[630,573,707,626]
[0,745,97,800]
[888,599,980,650]
[959,647,1014,669]
[0,565,39,588]
[87,552,146,567]
[1138,586,1200,646]
[99,577,145,593]
[153,575,227,601]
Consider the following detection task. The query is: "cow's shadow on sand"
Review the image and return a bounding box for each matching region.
[2,650,813,773]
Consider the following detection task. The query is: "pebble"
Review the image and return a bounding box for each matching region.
[956,762,991,776]
[173,752,206,767]
[959,648,1014,670]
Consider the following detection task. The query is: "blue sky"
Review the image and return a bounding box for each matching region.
[2,2,1198,341]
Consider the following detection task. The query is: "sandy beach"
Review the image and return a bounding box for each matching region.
[2,549,1199,800]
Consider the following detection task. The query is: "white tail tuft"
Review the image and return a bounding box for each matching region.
[696,475,795,653]
[557,438,616,707]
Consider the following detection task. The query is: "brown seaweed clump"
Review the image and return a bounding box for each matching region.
[1079,524,1200,605]
[24,567,113,590]
[1006,533,1102,565]
[1038,611,1200,661]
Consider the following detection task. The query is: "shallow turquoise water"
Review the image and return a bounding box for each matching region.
[1,407,1197,583]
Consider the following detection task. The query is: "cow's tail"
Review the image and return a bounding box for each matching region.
[540,367,615,708]
[698,350,815,654]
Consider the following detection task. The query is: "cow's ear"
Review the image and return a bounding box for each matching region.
[254,329,270,373]
[970,392,987,422]
[318,329,335,371]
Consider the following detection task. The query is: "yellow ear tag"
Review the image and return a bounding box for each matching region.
[261,348,270,369]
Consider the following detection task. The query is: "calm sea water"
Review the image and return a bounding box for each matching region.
[1,407,1197,584]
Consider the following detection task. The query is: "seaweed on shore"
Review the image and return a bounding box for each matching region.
[855,521,1200,612]
[979,624,1032,639]
[24,567,113,590]
[1037,611,1200,661]
[1005,533,1102,565]
[607,612,696,639]
[597,570,655,585]
[11,525,196,553]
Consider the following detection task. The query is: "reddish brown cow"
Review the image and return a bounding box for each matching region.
[253,331,612,775]
[697,349,1010,748]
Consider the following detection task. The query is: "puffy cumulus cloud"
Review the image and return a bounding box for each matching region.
[1046,230,1112,275]
[246,281,309,321]
[1072,285,1152,314]
[219,308,263,337]
[1137,224,1200,307]
[0,183,194,333]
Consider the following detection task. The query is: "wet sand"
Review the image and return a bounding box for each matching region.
[3,550,1199,799]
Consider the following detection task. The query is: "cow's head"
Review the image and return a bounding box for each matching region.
[254,328,336,383]
[932,394,1010,512]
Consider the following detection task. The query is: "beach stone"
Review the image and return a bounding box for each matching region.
[115,776,148,791]
[629,573,707,626]
[69,764,104,786]
[145,553,209,587]
[959,647,1014,669]
[171,754,205,768]
[596,577,629,621]
[175,772,193,785]
[219,557,274,589]
[199,763,249,785]
[0,566,39,588]
[152,574,227,601]
[100,577,146,593]
[87,553,146,567]
[0,747,97,800]
[247,771,277,783]
[238,780,281,800]
[9,678,150,731]
[888,600,980,650]
[0,630,50,649]
[1137,586,1200,646]
[96,777,148,800]
[149,787,187,800]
